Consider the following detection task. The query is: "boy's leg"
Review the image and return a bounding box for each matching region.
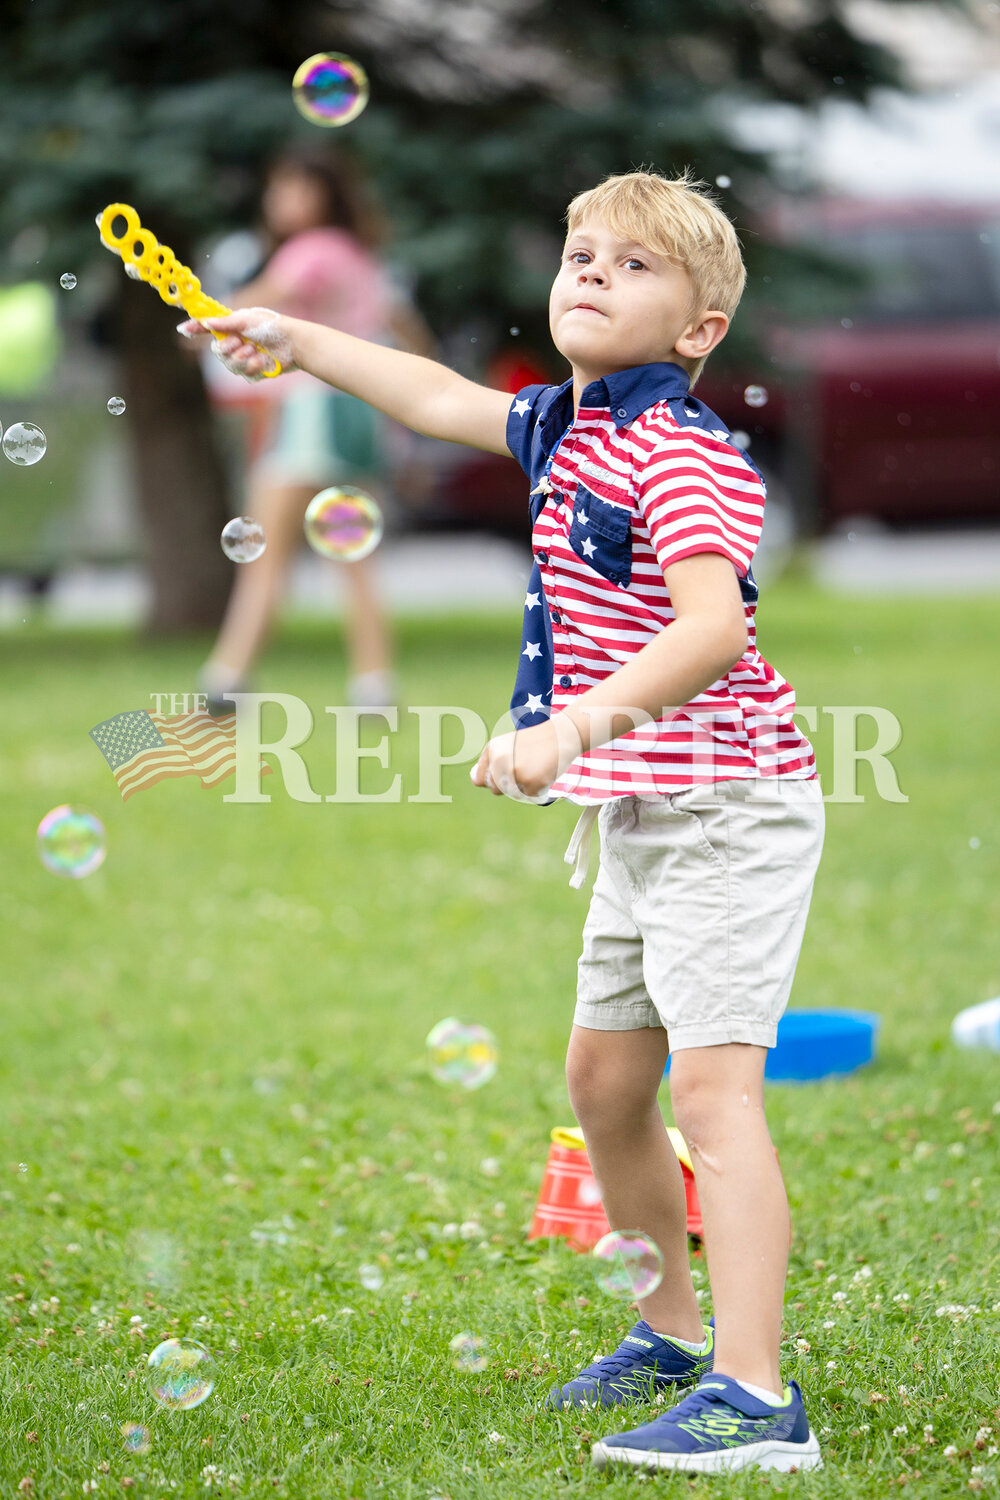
[566,1024,702,1344]
[668,1041,787,1396]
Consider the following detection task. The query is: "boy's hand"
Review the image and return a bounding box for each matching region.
[176,308,298,380]
[470,717,583,803]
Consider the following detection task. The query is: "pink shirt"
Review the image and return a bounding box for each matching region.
[266,227,390,342]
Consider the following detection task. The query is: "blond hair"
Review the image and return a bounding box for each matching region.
[564,169,746,387]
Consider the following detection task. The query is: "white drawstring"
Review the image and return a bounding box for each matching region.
[563,804,600,889]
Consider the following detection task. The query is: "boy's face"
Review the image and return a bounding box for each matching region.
[549,217,711,384]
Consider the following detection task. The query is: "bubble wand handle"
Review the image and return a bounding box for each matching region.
[97,203,283,377]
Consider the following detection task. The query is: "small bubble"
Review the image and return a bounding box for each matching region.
[743,384,768,408]
[730,430,751,450]
[121,1424,150,1456]
[969,837,981,850]
[18,1163,28,1174]
[37,805,105,878]
[847,531,857,542]
[509,326,520,336]
[221,516,266,564]
[841,317,853,328]
[107,396,126,416]
[2,422,47,466]
[425,1017,498,1089]
[715,174,731,189]
[449,1332,489,1373]
[359,1263,384,1292]
[59,272,77,290]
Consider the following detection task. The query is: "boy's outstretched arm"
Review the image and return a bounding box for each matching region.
[178,308,512,456]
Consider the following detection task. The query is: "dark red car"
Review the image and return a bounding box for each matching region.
[698,197,1000,534]
[400,198,1000,541]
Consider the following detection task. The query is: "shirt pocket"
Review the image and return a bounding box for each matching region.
[567,484,632,587]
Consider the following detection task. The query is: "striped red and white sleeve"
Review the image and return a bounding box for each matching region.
[635,414,765,581]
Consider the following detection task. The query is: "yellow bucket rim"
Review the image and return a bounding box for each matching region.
[550,1124,693,1173]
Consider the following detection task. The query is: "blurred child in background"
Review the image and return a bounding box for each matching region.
[198,142,433,712]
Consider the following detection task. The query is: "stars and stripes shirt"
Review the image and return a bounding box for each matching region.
[506,360,818,803]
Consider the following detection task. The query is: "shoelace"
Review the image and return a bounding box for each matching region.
[579,1342,664,1381]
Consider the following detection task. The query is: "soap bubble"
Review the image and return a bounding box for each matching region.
[107,396,126,416]
[146,1338,215,1410]
[449,1332,489,1373]
[37,805,106,879]
[292,53,370,127]
[303,486,383,562]
[121,1423,151,1456]
[425,1017,498,1090]
[2,422,47,466]
[592,1230,664,1300]
[730,430,751,450]
[59,272,77,290]
[359,1263,384,1292]
[743,384,768,408]
[221,516,266,563]
[715,174,732,189]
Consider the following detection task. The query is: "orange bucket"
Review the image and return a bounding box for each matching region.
[527,1125,703,1250]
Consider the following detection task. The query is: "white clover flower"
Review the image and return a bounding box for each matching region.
[826,1360,837,1369]
[832,1291,848,1304]
[892,1425,908,1437]
[893,1293,911,1304]
[795,1339,811,1353]
[972,1464,985,1476]
[487,1431,506,1444]
[823,1319,835,1330]
[820,1426,833,1436]
[947,1142,965,1157]
[924,1424,935,1435]
[459,1221,482,1240]
[944,1445,958,1457]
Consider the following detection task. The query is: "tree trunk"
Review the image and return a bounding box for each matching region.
[119,271,234,634]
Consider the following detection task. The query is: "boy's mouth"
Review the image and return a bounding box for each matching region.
[570,301,606,315]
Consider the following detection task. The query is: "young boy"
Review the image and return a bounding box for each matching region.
[183,168,825,1475]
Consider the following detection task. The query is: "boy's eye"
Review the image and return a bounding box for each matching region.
[625,257,646,271]
[567,250,590,264]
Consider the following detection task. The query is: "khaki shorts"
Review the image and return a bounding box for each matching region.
[574,778,825,1051]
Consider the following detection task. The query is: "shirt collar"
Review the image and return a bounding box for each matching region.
[539,360,692,447]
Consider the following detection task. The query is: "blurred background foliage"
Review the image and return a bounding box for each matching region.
[0,0,979,627]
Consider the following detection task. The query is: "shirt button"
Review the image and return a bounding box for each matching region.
[551,611,561,624]
[536,550,548,565]
[616,407,628,418]
[559,674,573,688]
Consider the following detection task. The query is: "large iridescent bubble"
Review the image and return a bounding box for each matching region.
[592,1230,664,1300]
[146,1338,215,1410]
[292,53,369,127]
[303,486,383,562]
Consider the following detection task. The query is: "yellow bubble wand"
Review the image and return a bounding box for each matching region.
[96,203,283,377]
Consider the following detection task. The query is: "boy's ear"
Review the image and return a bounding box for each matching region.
[674,310,729,363]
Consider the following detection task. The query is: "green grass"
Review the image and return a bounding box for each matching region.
[2,583,1000,1499]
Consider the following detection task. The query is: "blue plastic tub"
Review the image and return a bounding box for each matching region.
[663,1009,880,1082]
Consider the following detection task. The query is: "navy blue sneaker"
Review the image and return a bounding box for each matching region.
[546,1320,713,1411]
[591,1373,822,1473]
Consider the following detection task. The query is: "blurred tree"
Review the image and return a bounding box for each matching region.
[0,0,967,626]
